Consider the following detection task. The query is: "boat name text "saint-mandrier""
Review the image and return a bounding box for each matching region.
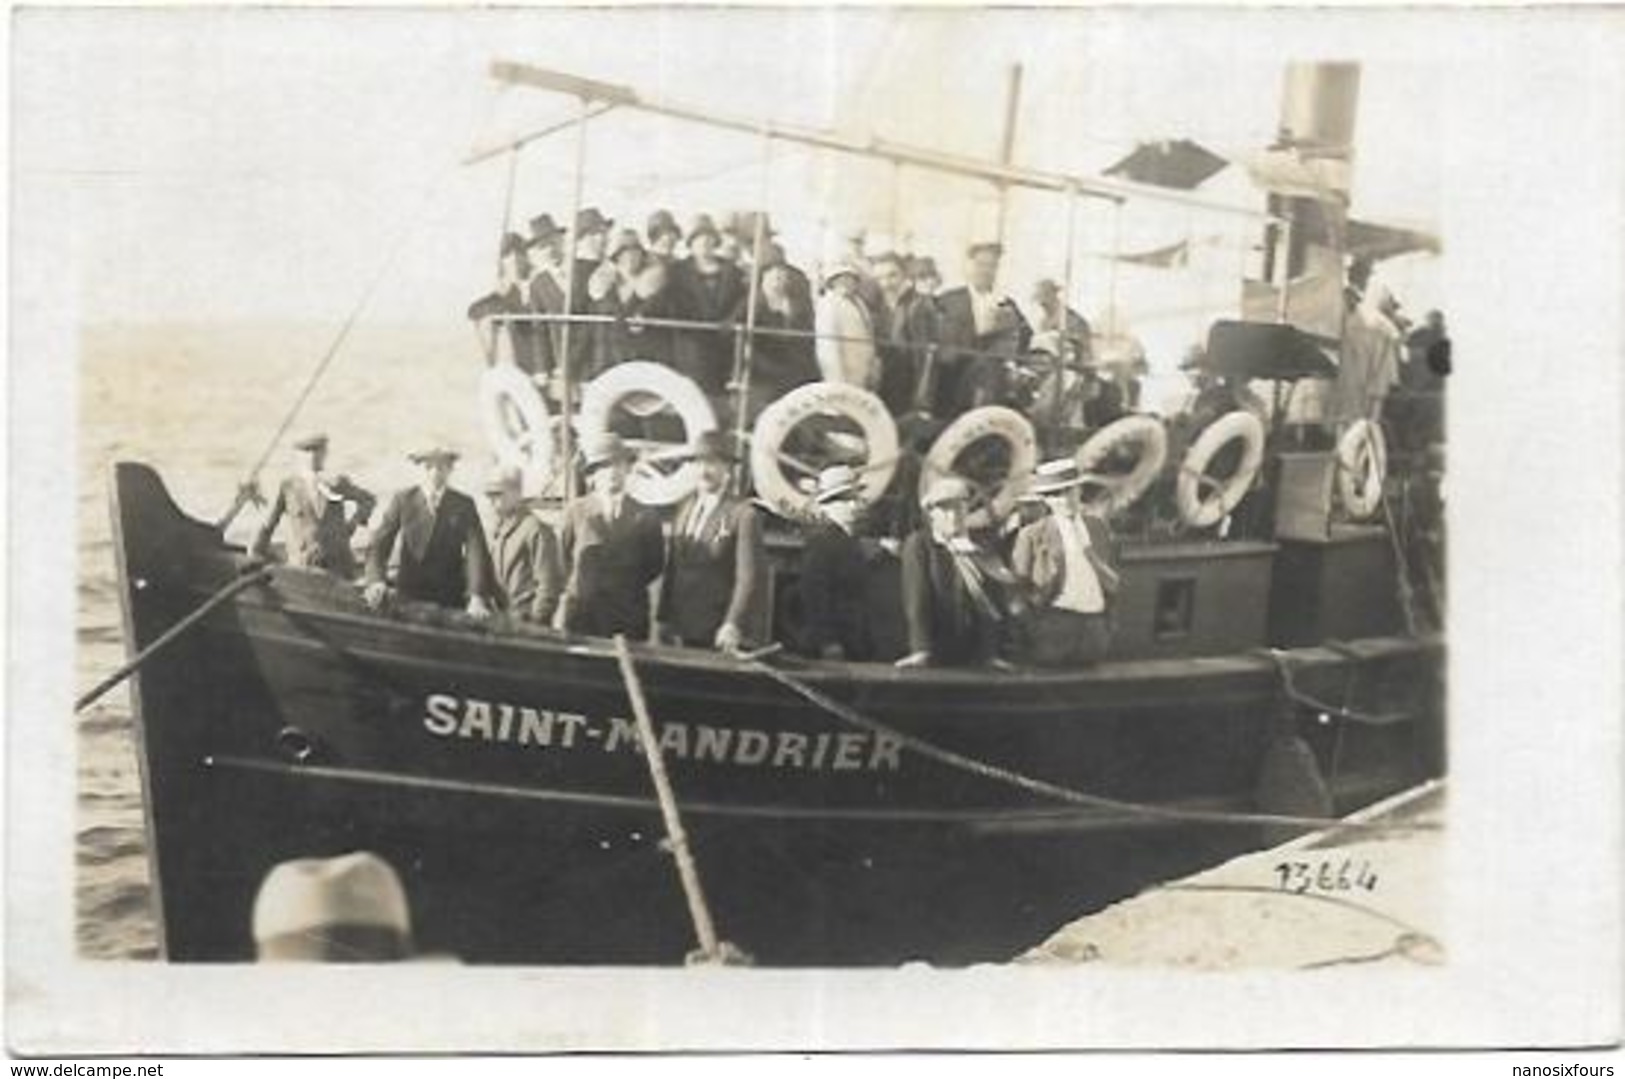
[422,693,904,772]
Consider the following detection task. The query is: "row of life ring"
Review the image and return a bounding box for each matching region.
[479,362,1386,526]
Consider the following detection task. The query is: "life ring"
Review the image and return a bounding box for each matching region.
[750,381,899,520]
[1336,418,1388,520]
[578,361,716,507]
[1176,410,1265,528]
[479,363,554,490]
[919,406,1038,523]
[1075,414,1168,515]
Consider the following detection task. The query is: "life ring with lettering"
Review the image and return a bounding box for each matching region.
[919,406,1038,523]
[1075,414,1168,516]
[750,381,900,521]
[1175,410,1265,528]
[578,361,717,507]
[1336,418,1388,521]
[479,362,555,491]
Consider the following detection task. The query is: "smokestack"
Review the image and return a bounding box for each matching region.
[1278,62,1361,194]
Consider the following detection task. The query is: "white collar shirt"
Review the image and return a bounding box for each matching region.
[1052,513,1106,614]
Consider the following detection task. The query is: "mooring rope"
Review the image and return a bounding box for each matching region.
[745,657,1441,836]
[76,567,273,713]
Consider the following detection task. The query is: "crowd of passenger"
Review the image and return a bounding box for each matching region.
[466,205,1145,447]
[251,424,1122,671]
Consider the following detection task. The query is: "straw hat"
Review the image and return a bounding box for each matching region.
[811,465,861,505]
[1029,458,1090,496]
[921,475,974,509]
[252,852,412,962]
[407,445,459,465]
[292,433,329,453]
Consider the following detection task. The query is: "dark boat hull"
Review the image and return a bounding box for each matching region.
[109,462,1445,965]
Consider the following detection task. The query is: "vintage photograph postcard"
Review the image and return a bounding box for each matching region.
[7,4,1621,1055]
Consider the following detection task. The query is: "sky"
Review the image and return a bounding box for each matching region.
[16,7,1450,355]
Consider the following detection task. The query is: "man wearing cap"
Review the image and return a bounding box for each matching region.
[253,851,414,962]
[559,433,666,639]
[798,465,873,662]
[896,477,1011,669]
[815,262,880,390]
[1011,459,1121,667]
[363,447,493,618]
[670,214,746,398]
[656,431,765,652]
[483,468,562,626]
[250,434,376,578]
[934,242,1033,416]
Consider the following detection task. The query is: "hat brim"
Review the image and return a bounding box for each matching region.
[409,451,459,464]
[812,484,860,504]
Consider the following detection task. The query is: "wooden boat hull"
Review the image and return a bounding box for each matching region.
[109,462,1445,965]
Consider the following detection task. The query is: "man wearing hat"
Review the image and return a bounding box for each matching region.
[250,434,376,578]
[363,446,492,618]
[1011,458,1121,667]
[656,431,765,652]
[871,251,942,414]
[933,242,1032,417]
[525,214,569,377]
[483,467,562,626]
[253,851,414,962]
[797,465,873,662]
[670,214,745,398]
[558,433,666,639]
[896,476,1012,669]
[814,261,879,390]
[1031,278,1094,368]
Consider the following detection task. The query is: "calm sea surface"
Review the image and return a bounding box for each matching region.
[77,320,481,958]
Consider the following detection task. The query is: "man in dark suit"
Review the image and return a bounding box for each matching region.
[932,242,1032,417]
[250,433,375,578]
[525,214,569,379]
[670,214,746,398]
[896,477,1011,669]
[558,433,666,639]
[656,431,765,652]
[1010,458,1121,667]
[797,465,872,662]
[871,252,942,415]
[363,447,492,617]
[482,467,562,626]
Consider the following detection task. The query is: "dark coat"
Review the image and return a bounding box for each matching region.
[932,287,1032,415]
[899,530,1006,665]
[657,493,766,647]
[798,522,872,660]
[365,487,490,609]
[527,270,569,376]
[734,293,819,422]
[558,493,666,639]
[670,259,746,395]
[489,508,563,624]
[251,473,375,578]
[873,287,942,414]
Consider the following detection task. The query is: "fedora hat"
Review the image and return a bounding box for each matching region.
[252,852,412,962]
[580,431,635,472]
[528,213,564,241]
[575,207,613,236]
[1030,458,1090,496]
[645,209,681,242]
[908,255,941,280]
[407,445,459,465]
[499,231,529,258]
[292,432,329,453]
[966,240,1004,259]
[482,465,523,495]
[811,464,861,505]
[921,475,974,510]
[685,429,736,463]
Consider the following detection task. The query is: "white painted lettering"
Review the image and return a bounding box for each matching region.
[424,694,459,736]
[772,732,809,769]
[604,716,641,753]
[833,733,867,770]
[658,722,690,758]
[495,703,516,742]
[460,700,495,740]
[734,729,770,765]
[693,725,732,762]
[517,707,553,747]
[810,732,832,769]
[870,735,903,772]
[555,712,588,748]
